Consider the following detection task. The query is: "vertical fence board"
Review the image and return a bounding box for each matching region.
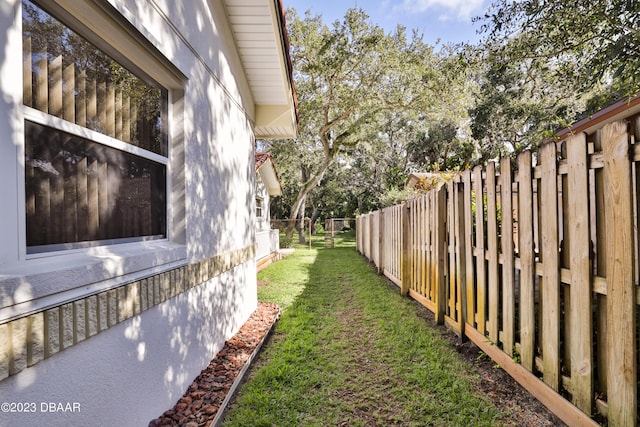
[416,200,421,292]
[448,181,456,319]
[463,170,475,329]
[566,133,593,414]
[602,121,637,426]
[419,196,426,296]
[420,195,429,296]
[486,162,499,343]
[426,192,433,300]
[540,142,560,391]
[435,186,447,324]
[370,212,375,265]
[592,130,609,396]
[501,156,515,356]
[378,210,385,274]
[560,151,572,380]
[517,151,535,372]
[401,203,411,296]
[473,166,486,334]
[455,180,467,330]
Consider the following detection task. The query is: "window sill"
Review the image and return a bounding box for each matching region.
[0,241,187,323]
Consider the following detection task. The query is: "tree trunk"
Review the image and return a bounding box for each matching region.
[286,158,332,240]
[297,197,306,244]
[310,207,320,234]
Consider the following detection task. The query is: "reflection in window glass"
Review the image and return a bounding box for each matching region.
[256,197,264,218]
[25,121,167,252]
[22,0,168,156]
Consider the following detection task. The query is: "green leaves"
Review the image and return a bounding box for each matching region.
[480,0,640,98]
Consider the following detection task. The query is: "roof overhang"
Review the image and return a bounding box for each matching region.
[223,0,299,139]
[256,153,282,196]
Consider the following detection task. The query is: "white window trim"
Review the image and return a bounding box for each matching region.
[256,196,264,219]
[22,107,170,166]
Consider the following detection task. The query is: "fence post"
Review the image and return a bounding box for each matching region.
[455,178,467,338]
[434,185,447,324]
[602,121,636,426]
[401,202,411,296]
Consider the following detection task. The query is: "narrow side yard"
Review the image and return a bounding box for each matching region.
[221,237,562,426]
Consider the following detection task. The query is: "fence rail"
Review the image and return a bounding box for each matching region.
[357,116,640,426]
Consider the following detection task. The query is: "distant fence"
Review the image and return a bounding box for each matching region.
[357,117,640,426]
[324,218,355,248]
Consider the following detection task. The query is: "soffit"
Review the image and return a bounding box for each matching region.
[223,0,298,138]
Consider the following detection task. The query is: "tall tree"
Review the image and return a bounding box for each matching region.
[479,0,640,100]
[281,8,441,239]
[468,35,587,157]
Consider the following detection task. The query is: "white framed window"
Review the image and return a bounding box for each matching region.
[22,0,168,254]
[256,197,264,219]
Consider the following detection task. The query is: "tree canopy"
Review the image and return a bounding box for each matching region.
[264,2,640,230]
[276,8,468,238]
[478,0,640,99]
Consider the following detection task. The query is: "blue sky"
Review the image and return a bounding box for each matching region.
[283,0,492,46]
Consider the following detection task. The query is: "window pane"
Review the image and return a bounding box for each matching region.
[22,0,168,156]
[25,121,166,252]
[256,198,264,218]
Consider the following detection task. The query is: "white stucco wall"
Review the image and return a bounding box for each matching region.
[0,263,257,427]
[0,0,261,424]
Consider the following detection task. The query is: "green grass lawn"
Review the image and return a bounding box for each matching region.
[222,235,505,426]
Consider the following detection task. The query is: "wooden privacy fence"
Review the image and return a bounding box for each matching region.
[357,118,640,426]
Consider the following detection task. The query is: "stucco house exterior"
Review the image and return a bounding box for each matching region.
[255,152,282,269]
[0,0,297,425]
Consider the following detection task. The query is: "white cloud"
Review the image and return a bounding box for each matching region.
[395,0,486,21]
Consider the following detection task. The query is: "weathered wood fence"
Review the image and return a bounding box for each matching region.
[357,117,640,426]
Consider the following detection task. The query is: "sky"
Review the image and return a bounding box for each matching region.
[283,0,493,46]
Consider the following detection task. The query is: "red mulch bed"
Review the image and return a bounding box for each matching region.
[148,302,281,427]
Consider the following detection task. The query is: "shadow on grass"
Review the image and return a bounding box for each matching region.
[224,237,505,426]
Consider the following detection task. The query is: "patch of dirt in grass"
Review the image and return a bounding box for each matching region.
[332,294,412,426]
